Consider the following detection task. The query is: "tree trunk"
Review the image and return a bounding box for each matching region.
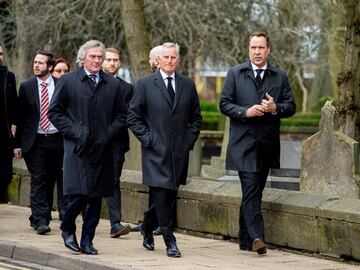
[121,0,151,81]
[336,0,360,141]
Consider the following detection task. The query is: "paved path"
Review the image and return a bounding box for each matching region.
[0,204,358,270]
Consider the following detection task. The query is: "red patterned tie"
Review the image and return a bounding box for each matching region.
[40,82,50,132]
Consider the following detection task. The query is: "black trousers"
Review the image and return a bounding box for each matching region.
[105,151,125,225]
[238,167,269,249]
[142,187,177,244]
[24,134,63,226]
[60,194,102,247]
[0,141,13,201]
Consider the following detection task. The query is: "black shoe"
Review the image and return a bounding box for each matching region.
[166,242,181,257]
[153,226,162,235]
[61,231,80,252]
[110,223,131,238]
[143,234,155,251]
[252,238,267,255]
[80,244,98,255]
[130,223,142,233]
[36,224,51,235]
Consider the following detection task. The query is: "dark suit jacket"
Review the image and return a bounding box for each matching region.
[0,66,17,143]
[116,76,133,154]
[16,76,58,154]
[128,70,202,190]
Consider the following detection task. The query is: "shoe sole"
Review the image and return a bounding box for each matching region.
[167,253,181,258]
[252,238,267,255]
[110,224,131,238]
[37,227,51,235]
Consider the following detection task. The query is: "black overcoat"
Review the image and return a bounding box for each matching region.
[127,70,202,190]
[48,68,127,197]
[219,61,296,172]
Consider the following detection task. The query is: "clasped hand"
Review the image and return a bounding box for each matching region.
[245,93,276,118]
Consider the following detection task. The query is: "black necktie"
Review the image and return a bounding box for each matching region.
[167,77,175,103]
[255,69,263,87]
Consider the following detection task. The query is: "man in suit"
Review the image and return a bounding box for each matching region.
[219,32,296,255]
[48,40,127,255]
[0,45,17,203]
[102,47,132,238]
[14,50,63,235]
[128,42,202,257]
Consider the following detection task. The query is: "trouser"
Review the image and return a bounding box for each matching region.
[24,134,63,226]
[0,141,13,201]
[106,152,125,225]
[60,194,102,247]
[238,167,269,249]
[142,187,177,245]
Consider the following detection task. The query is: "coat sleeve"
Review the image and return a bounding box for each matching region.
[14,82,25,148]
[187,80,202,149]
[274,74,296,118]
[48,77,89,146]
[219,69,248,121]
[127,79,151,148]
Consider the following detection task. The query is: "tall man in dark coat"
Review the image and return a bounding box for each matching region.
[219,32,296,255]
[102,47,132,238]
[14,50,63,235]
[48,40,127,255]
[128,42,202,258]
[0,45,17,203]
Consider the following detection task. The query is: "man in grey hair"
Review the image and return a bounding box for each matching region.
[128,42,202,257]
[48,40,127,255]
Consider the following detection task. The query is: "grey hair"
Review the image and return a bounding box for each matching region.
[76,40,106,67]
[161,42,180,58]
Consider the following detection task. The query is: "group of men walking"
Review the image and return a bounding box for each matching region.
[0,31,295,257]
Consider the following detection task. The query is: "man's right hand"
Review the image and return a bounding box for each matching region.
[14,148,22,159]
[245,104,265,118]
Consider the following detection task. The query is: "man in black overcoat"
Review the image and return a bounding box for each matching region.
[0,45,17,203]
[48,40,127,255]
[219,32,296,255]
[128,42,202,257]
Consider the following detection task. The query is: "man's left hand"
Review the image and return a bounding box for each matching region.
[261,93,276,113]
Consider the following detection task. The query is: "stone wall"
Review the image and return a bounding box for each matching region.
[9,162,360,261]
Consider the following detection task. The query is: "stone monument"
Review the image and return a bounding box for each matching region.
[300,101,360,198]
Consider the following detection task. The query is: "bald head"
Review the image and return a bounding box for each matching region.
[149,45,162,71]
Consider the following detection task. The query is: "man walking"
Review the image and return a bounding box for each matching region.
[48,40,127,255]
[219,32,296,255]
[14,50,63,234]
[102,47,132,238]
[128,42,202,257]
[0,45,17,203]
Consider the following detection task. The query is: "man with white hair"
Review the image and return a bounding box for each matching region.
[48,40,127,255]
[148,45,162,71]
[128,42,202,257]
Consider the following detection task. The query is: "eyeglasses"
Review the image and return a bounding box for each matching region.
[54,69,69,73]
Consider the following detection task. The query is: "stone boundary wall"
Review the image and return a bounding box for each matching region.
[9,164,360,261]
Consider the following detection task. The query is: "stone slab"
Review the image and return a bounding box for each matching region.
[316,198,360,223]
[0,242,15,258]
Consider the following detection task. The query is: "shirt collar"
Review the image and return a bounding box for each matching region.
[251,62,267,72]
[159,69,175,80]
[84,68,99,79]
[37,75,53,86]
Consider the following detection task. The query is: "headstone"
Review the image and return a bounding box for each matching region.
[300,101,360,198]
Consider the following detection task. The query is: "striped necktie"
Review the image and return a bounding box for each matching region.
[40,82,50,132]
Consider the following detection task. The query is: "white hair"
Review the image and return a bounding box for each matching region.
[161,42,180,58]
[76,40,106,67]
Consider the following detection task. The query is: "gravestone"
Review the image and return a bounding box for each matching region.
[300,101,360,198]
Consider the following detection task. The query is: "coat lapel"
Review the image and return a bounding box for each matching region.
[173,72,183,110]
[31,77,40,113]
[153,70,173,108]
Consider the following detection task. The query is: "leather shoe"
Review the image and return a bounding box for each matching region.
[61,231,80,252]
[110,223,131,238]
[36,224,51,235]
[81,244,98,255]
[131,223,142,233]
[252,238,267,255]
[166,242,181,257]
[143,235,155,251]
[153,226,162,235]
